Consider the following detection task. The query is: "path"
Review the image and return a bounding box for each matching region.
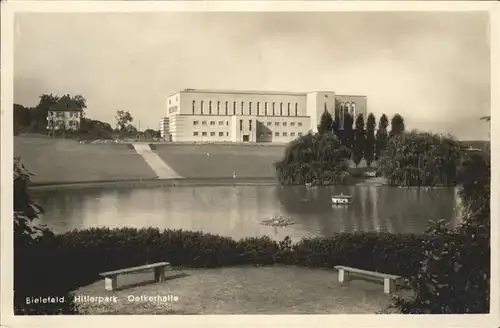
[132,143,184,179]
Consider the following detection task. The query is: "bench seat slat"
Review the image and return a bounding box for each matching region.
[100,262,170,277]
[334,265,400,280]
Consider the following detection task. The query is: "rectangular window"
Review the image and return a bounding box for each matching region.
[210,132,216,136]
[275,122,279,126]
[226,121,229,125]
[283,122,287,127]
[267,132,272,136]
[202,121,207,125]
[291,132,296,136]
[226,132,229,136]
[219,132,224,136]
[298,122,303,126]
[283,132,288,137]
[275,132,280,136]
[193,121,199,125]
[202,132,207,136]
[218,121,224,125]
[240,119,243,131]
[298,132,303,136]
[210,121,216,125]
[193,132,199,136]
[290,122,295,126]
[267,122,272,126]
[249,120,252,131]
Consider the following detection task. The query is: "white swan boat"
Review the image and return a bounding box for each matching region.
[331,193,352,205]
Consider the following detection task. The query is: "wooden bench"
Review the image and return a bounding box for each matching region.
[334,265,401,294]
[99,262,170,291]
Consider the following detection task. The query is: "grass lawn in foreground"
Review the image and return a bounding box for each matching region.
[14,136,158,184]
[74,265,403,314]
[153,144,286,179]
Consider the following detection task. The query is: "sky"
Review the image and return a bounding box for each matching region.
[13,11,490,140]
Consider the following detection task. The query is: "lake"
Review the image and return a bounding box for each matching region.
[35,184,462,242]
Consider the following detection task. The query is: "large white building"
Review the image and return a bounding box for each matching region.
[164,89,367,143]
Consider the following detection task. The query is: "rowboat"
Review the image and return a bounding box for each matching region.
[331,193,352,205]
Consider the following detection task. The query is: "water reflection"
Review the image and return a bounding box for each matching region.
[35,185,461,242]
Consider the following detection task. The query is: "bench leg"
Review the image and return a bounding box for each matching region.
[154,267,166,282]
[384,278,396,294]
[338,269,351,283]
[104,276,117,291]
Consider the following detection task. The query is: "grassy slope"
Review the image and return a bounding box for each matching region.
[14,136,158,184]
[153,144,286,179]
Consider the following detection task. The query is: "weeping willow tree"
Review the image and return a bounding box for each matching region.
[274,132,352,186]
[378,131,462,187]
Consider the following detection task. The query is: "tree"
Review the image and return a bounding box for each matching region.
[352,114,365,166]
[14,157,78,314]
[389,113,405,138]
[317,110,334,134]
[31,94,60,132]
[275,132,352,186]
[115,110,133,132]
[378,131,462,187]
[375,114,389,160]
[390,152,490,314]
[342,113,354,152]
[365,113,376,166]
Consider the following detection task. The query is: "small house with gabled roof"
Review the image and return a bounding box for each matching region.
[46,95,84,132]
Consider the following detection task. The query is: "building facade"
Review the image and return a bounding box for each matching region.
[159,117,170,140]
[46,96,84,132]
[164,89,367,143]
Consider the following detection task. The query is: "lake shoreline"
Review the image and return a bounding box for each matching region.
[28,176,391,193]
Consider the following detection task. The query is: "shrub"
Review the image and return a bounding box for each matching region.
[19,227,425,296]
[14,157,78,314]
[378,131,462,187]
[390,151,490,314]
[275,132,352,186]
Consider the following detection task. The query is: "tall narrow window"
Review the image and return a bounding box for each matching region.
[192,100,196,114]
[233,102,236,115]
[241,102,244,115]
[257,102,260,116]
[249,120,252,131]
[249,102,252,115]
[225,101,229,115]
[345,103,351,114]
[272,102,276,116]
[239,119,243,131]
[295,103,298,116]
[351,102,356,117]
[265,102,268,116]
[287,103,291,116]
[280,102,283,116]
[217,101,221,115]
[201,101,204,115]
[209,101,213,115]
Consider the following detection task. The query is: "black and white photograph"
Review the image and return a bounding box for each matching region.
[1,1,498,327]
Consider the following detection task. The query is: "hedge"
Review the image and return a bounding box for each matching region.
[18,228,428,295]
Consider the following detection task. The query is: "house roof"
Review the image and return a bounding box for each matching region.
[49,96,84,112]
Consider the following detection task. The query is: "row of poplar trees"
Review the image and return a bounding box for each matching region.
[317,111,406,166]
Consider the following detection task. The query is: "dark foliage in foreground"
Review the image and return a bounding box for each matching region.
[389,151,490,314]
[14,157,79,314]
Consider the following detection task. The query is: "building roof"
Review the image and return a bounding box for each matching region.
[168,88,367,98]
[49,96,84,112]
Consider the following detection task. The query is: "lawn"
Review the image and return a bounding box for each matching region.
[74,265,403,314]
[14,136,158,184]
[153,144,286,179]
